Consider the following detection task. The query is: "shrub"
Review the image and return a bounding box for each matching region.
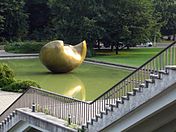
[0,63,15,79]
[4,41,46,53]
[0,77,15,88]
[1,80,40,92]
[0,63,15,88]
[0,38,9,45]
[0,63,40,92]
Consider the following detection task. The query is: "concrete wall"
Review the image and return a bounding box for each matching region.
[126,99,176,132]
[0,108,77,132]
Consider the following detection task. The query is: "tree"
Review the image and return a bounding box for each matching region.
[25,0,51,41]
[95,0,158,53]
[153,0,176,38]
[0,3,5,35]
[0,0,28,41]
[47,0,104,56]
[46,0,159,55]
[161,3,176,38]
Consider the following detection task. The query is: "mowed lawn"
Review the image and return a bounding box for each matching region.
[89,48,163,67]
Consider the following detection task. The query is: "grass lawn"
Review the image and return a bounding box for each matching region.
[89,47,163,67]
[1,58,131,101]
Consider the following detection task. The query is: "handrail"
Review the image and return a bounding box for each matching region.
[90,41,176,103]
[1,41,176,127]
[0,86,89,122]
[30,86,89,104]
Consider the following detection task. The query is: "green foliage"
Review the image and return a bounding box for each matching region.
[25,0,51,41]
[0,0,28,41]
[36,104,42,112]
[1,0,175,52]
[0,63,15,79]
[0,16,5,33]
[4,41,45,53]
[47,0,102,42]
[153,0,176,36]
[0,77,15,88]
[0,63,40,92]
[46,0,159,54]
[43,108,50,114]
[98,0,158,45]
[0,63,15,88]
[1,80,40,92]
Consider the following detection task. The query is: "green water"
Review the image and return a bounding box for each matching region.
[1,58,131,101]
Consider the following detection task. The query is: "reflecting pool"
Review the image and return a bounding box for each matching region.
[1,58,131,101]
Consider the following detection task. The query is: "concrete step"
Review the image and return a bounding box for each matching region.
[106,106,113,112]
[116,98,123,104]
[139,83,146,88]
[127,91,135,96]
[133,87,140,92]
[158,70,168,74]
[109,103,118,108]
[145,79,153,83]
[165,65,176,70]
[91,117,97,122]
[121,96,129,100]
[100,110,108,115]
[150,74,160,79]
[145,79,154,88]
[96,114,102,119]
[87,120,93,126]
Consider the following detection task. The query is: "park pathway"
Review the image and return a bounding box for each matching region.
[0,91,21,115]
[0,50,38,59]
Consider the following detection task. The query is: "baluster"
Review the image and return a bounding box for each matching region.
[135,72,138,88]
[166,49,168,65]
[137,70,140,87]
[159,54,161,70]
[170,46,172,65]
[150,61,152,74]
[174,45,176,65]
[153,59,155,73]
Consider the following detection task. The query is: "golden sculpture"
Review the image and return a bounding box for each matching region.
[39,40,87,73]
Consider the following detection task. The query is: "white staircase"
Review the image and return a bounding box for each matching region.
[84,66,176,131]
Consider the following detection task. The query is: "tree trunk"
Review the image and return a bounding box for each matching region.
[98,40,100,50]
[127,45,130,50]
[111,44,114,51]
[173,34,176,41]
[115,44,118,54]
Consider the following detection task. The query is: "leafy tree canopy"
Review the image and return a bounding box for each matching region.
[153,0,176,36]
[0,0,28,41]
[0,0,175,54]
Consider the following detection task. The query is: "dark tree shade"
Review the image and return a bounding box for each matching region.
[0,0,28,41]
[153,0,176,36]
[25,0,50,41]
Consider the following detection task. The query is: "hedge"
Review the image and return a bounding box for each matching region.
[4,41,47,53]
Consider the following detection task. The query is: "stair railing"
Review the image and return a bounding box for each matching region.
[89,41,176,121]
[0,87,89,125]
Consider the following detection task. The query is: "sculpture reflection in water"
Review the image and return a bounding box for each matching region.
[63,75,86,101]
[36,73,86,101]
